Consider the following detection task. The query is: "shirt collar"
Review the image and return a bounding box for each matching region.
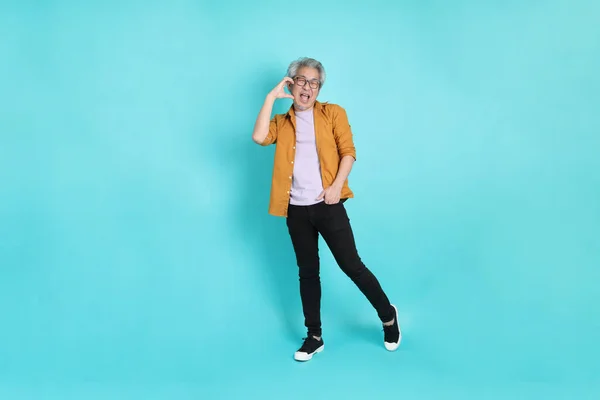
[286,100,323,118]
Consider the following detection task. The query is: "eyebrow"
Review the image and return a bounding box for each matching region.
[295,75,320,81]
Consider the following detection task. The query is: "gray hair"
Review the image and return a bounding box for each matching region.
[286,57,326,88]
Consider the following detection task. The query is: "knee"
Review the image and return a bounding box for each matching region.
[298,263,320,279]
[340,258,367,279]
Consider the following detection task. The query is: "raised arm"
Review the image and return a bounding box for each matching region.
[252,77,294,145]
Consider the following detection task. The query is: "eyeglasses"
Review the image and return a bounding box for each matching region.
[293,76,320,90]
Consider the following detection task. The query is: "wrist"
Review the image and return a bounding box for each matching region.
[331,180,344,190]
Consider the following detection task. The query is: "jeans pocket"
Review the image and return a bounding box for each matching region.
[321,202,349,231]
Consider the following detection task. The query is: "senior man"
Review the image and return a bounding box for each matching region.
[251,57,401,361]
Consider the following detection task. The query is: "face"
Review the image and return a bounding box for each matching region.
[288,66,321,111]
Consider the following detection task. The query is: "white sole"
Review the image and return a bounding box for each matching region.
[384,304,401,351]
[294,344,324,361]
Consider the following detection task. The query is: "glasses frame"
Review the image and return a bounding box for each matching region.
[293,76,321,90]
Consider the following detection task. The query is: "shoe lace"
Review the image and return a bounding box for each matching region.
[382,322,397,340]
[300,335,319,349]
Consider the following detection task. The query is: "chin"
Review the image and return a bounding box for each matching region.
[294,101,314,111]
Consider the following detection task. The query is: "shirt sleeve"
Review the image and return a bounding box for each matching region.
[332,105,357,160]
[260,116,278,146]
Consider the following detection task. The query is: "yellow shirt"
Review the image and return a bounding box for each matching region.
[260,101,356,217]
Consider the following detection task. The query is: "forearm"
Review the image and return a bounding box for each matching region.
[252,94,276,144]
[332,155,355,189]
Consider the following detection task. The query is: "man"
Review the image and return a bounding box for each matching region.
[251,57,401,361]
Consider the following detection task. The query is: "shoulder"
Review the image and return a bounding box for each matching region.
[319,102,346,114]
[318,102,349,124]
[271,112,287,121]
[270,112,289,126]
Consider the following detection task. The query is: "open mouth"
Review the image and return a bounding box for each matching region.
[299,93,310,102]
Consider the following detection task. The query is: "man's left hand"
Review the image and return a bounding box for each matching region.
[316,184,342,204]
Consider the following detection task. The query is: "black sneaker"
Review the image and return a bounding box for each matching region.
[383,304,401,351]
[294,335,324,361]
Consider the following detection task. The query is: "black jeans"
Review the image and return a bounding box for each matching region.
[286,200,394,337]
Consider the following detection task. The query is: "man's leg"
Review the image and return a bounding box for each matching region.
[287,204,326,361]
[286,205,322,338]
[315,202,395,325]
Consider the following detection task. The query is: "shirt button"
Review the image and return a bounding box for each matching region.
[289,176,292,179]
[291,161,294,164]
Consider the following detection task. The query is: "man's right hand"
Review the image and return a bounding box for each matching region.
[268,77,295,100]
[252,77,294,144]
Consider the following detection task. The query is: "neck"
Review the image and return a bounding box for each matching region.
[294,104,314,112]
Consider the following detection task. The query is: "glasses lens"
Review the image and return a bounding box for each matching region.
[294,77,319,89]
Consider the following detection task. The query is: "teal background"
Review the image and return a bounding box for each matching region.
[2,0,599,398]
